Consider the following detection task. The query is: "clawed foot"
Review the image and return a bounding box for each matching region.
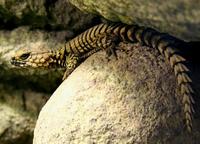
[62,54,79,81]
[62,70,71,81]
[105,44,118,61]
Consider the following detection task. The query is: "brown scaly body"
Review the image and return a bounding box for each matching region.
[11,22,195,132]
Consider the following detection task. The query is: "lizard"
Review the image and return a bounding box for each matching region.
[10,22,195,133]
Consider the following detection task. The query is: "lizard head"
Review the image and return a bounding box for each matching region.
[10,47,64,68]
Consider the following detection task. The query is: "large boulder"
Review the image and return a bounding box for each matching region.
[69,0,200,41]
[33,43,200,144]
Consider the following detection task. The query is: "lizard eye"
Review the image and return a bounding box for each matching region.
[20,53,30,60]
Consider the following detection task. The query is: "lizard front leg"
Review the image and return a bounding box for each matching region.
[96,34,120,60]
[62,53,80,80]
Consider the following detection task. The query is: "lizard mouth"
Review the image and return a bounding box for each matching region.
[10,59,27,67]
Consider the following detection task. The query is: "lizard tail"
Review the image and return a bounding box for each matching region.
[160,44,195,132]
[142,28,195,132]
[158,43,195,132]
[111,24,195,132]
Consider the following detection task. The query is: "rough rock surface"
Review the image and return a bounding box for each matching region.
[33,43,200,144]
[69,0,200,41]
[0,103,35,144]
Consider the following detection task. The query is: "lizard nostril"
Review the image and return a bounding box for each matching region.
[10,59,15,65]
[10,57,17,65]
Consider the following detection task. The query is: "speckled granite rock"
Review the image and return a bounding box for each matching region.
[0,103,35,144]
[33,43,200,144]
[69,0,200,41]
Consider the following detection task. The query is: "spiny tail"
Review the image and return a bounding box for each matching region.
[110,23,195,132]
[157,42,195,132]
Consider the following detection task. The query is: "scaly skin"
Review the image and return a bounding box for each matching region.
[10,22,195,132]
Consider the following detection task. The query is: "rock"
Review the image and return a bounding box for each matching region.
[33,43,200,143]
[69,0,200,41]
[0,0,97,30]
[0,88,50,117]
[0,103,35,144]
